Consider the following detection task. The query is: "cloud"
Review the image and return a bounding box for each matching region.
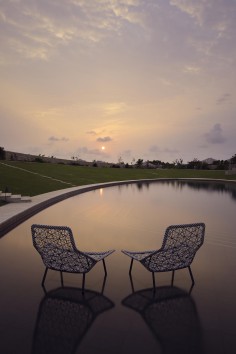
[103,102,128,115]
[170,0,235,31]
[0,0,145,62]
[86,130,97,135]
[216,93,231,105]
[48,136,69,142]
[109,0,146,26]
[170,0,205,26]
[149,145,179,154]
[77,146,110,157]
[205,124,226,144]
[96,136,112,142]
[170,0,236,60]
[122,149,132,156]
[183,65,201,74]
[119,149,132,159]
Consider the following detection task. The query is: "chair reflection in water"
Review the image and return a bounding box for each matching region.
[31,224,115,292]
[32,281,114,354]
[122,282,204,354]
[122,223,205,289]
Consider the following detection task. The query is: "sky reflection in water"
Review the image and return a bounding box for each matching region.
[0,180,236,354]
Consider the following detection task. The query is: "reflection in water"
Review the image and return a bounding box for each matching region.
[134,180,236,201]
[1,180,236,353]
[32,281,114,354]
[122,279,204,354]
[135,181,150,191]
[180,181,236,200]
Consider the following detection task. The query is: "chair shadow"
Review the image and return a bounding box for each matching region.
[31,277,114,354]
[122,277,204,354]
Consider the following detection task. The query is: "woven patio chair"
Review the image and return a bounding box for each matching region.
[31,224,115,290]
[121,223,205,288]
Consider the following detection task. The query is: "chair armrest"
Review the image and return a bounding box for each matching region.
[121,249,158,261]
[84,250,115,261]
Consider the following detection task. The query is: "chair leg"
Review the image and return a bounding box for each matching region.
[60,271,64,287]
[102,259,107,276]
[129,259,134,275]
[82,273,86,294]
[171,270,175,286]
[129,273,135,293]
[101,274,107,294]
[152,272,156,291]
[188,266,195,284]
[41,267,48,286]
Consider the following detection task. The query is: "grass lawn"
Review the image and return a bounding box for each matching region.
[0,161,235,197]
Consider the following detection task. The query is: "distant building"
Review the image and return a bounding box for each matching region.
[226,162,236,175]
[201,157,216,165]
[143,161,157,169]
[201,157,218,170]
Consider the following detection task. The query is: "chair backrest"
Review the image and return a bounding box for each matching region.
[162,223,205,253]
[31,224,96,273]
[31,224,77,254]
[141,223,205,272]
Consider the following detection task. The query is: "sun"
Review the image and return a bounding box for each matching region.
[101,146,105,150]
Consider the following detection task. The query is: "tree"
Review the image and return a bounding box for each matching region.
[136,159,143,168]
[131,157,136,166]
[173,158,183,168]
[118,156,123,164]
[187,158,201,169]
[0,147,6,160]
[230,154,236,164]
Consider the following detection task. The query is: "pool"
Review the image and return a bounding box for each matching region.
[1,180,236,353]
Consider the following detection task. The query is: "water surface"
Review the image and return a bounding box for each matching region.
[1,180,236,353]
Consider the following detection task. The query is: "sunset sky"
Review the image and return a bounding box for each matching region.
[0,0,235,164]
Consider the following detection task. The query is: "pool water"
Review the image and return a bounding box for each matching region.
[1,180,236,353]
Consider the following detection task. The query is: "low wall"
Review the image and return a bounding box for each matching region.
[4,150,88,165]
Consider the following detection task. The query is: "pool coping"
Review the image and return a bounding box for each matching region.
[1,178,235,237]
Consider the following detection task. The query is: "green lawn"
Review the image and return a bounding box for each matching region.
[0,161,235,197]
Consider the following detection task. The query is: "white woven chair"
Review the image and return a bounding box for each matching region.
[122,223,205,288]
[32,224,115,291]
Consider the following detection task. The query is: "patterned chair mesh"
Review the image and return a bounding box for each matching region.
[122,223,205,286]
[31,224,115,288]
[32,286,114,354]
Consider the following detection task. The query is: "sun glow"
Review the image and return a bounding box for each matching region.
[101,146,105,150]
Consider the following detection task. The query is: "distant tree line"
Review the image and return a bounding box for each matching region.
[123,154,236,170]
[0,147,6,160]
[1,146,236,170]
